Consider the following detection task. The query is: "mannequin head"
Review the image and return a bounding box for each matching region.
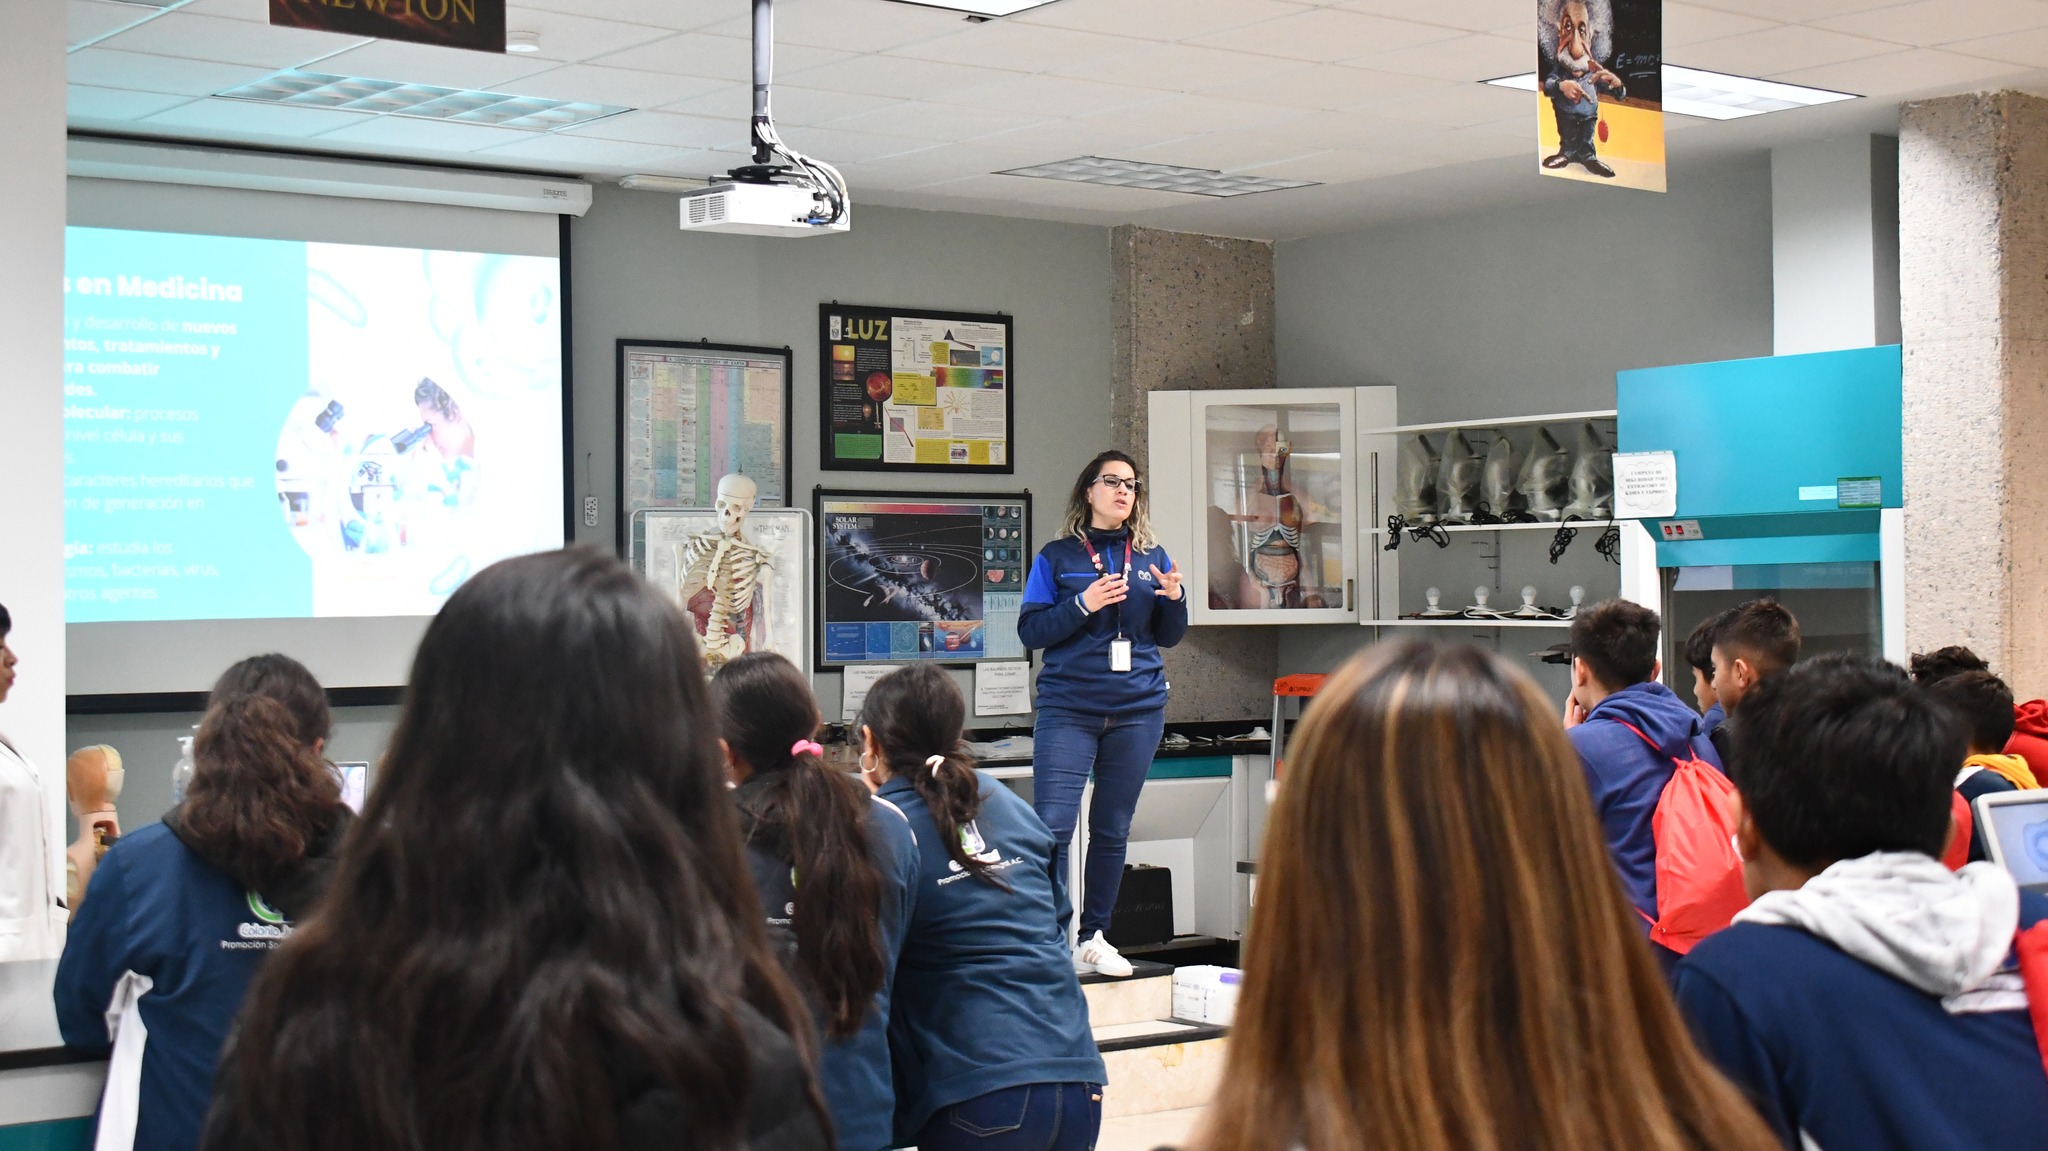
[715,473,759,537]
[67,745,124,816]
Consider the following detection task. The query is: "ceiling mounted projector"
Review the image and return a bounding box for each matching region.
[678,0,849,237]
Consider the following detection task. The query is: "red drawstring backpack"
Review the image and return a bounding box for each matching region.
[1943,792,1973,871]
[1618,721,1750,954]
[2016,922,2048,1079]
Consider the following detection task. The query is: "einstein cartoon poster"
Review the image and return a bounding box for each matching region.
[1538,0,1664,192]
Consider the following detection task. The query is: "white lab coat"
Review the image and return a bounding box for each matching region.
[0,732,67,960]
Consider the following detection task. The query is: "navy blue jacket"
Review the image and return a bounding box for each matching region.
[1567,682,1724,926]
[1675,892,2048,1150]
[879,772,1104,1138]
[737,783,920,1151]
[1017,528,1189,715]
[56,821,330,1151]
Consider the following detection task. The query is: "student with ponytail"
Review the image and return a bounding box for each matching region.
[856,665,1104,1151]
[713,653,919,1151]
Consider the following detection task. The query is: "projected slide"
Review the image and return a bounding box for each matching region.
[63,227,564,623]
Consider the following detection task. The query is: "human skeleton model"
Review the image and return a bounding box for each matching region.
[65,744,122,916]
[674,473,773,671]
[1236,425,1327,609]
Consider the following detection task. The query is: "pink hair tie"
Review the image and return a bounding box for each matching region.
[791,740,824,758]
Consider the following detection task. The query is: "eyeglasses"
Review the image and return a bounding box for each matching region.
[1095,475,1141,493]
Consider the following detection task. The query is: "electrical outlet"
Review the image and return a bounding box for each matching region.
[582,495,599,528]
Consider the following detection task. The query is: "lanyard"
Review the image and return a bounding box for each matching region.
[1080,534,1133,639]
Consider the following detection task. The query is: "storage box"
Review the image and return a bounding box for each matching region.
[1172,965,1241,1025]
[1106,863,1174,948]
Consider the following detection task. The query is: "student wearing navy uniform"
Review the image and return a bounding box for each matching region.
[56,654,352,1151]
[857,665,1104,1151]
[1674,653,2048,1151]
[714,652,919,1151]
[1018,450,1188,978]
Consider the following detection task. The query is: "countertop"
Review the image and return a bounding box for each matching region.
[0,959,97,1071]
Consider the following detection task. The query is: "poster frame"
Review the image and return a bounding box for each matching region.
[633,506,813,677]
[817,303,1016,475]
[615,338,794,553]
[813,486,1034,670]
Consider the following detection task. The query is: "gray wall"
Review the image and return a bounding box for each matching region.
[70,189,1118,827]
[1271,157,1777,684]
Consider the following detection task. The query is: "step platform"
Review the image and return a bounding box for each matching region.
[1081,959,1231,1120]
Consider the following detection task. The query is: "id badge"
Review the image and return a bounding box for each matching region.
[1110,638,1133,673]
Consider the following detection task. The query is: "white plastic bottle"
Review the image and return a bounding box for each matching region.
[170,735,195,806]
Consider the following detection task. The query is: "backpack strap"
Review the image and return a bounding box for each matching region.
[1614,720,1676,763]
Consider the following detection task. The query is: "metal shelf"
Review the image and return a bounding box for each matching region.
[1358,409,1618,437]
[1368,520,1617,535]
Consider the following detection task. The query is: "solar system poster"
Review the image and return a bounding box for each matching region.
[819,304,1014,474]
[815,490,1029,667]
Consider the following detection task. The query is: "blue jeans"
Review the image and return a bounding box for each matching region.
[1033,706,1165,939]
[916,1083,1102,1151]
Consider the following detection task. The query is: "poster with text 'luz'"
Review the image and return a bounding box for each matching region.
[820,304,1014,474]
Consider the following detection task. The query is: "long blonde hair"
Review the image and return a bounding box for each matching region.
[1062,450,1157,552]
[1194,641,1779,1151]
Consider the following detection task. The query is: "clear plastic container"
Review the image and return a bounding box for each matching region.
[170,735,195,806]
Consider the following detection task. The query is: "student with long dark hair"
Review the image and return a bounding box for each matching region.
[198,548,826,1151]
[1019,449,1188,977]
[713,652,918,1151]
[56,654,353,1151]
[857,665,1103,1151]
[1194,642,1781,1151]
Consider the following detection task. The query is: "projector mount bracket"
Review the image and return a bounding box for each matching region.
[729,0,849,226]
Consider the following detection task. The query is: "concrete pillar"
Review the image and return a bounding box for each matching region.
[0,0,69,954]
[1899,92,2048,695]
[1110,226,1279,721]
[1772,134,1900,354]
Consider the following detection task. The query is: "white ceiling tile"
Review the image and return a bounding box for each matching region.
[555,109,746,149]
[779,53,1022,100]
[825,100,1054,141]
[1374,81,1532,128]
[1196,63,1447,108]
[506,63,729,108]
[1663,3,1778,50]
[500,10,675,64]
[1187,8,1462,63]
[700,0,972,52]
[312,116,538,153]
[769,125,936,163]
[1203,107,1441,151]
[1948,27,2048,67]
[70,0,159,49]
[1816,0,2048,46]
[918,171,1193,211]
[590,32,852,83]
[839,143,1030,190]
[1675,0,1908,20]
[97,11,367,69]
[1331,0,1525,35]
[176,0,267,21]
[1238,146,1442,184]
[663,84,907,128]
[140,97,371,136]
[67,84,195,122]
[67,49,270,96]
[1079,94,1305,135]
[1772,47,2028,92]
[515,0,733,34]
[636,148,756,179]
[1679,24,1905,75]
[314,40,557,90]
[890,22,1131,72]
[1344,33,1529,81]
[938,73,1174,118]
[966,117,1197,159]
[476,133,680,167]
[1123,130,1326,172]
[1049,43,1299,91]
[1011,0,1313,43]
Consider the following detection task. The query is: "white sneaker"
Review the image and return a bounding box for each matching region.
[1074,931,1134,978]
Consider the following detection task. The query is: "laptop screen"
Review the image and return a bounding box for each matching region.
[1981,792,2048,895]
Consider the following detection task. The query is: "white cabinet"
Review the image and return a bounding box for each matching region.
[1149,387,1395,626]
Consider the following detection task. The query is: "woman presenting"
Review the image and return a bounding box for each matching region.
[1018,450,1188,978]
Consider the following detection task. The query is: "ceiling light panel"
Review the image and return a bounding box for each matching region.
[216,71,629,131]
[1000,155,1318,197]
[883,0,1067,16]
[1482,65,1856,120]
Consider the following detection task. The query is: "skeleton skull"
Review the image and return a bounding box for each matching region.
[714,473,758,537]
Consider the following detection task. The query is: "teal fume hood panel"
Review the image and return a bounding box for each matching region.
[1617,346,1902,567]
